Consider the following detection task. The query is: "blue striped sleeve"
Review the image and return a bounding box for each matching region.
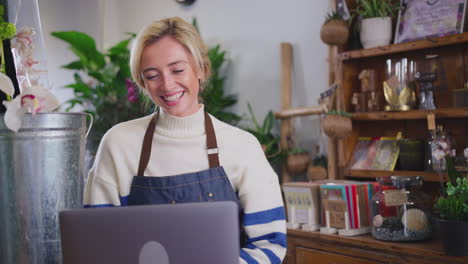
[244,243,282,264]
[240,248,260,264]
[247,232,287,248]
[243,206,286,226]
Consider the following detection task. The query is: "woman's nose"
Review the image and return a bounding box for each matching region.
[161,74,175,90]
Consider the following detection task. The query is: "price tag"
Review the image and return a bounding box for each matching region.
[384,190,408,207]
[427,113,436,131]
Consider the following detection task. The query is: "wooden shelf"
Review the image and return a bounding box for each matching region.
[351,108,468,121]
[286,229,468,264]
[340,33,468,61]
[344,169,448,182]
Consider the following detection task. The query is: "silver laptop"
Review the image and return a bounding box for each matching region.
[59,201,239,264]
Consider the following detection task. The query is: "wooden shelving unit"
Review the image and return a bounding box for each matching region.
[286,1,468,261]
[286,229,468,264]
[340,32,468,61]
[352,108,468,121]
[344,169,448,182]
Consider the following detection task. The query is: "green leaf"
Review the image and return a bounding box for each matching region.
[62,61,84,70]
[51,31,106,69]
[65,83,93,98]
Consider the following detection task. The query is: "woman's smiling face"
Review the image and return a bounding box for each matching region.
[140,35,201,117]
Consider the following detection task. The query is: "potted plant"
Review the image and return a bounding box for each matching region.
[192,18,242,125]
[307,154,328,181]
[434,147,468,256]
[321,110,352,139]
[287,147,310,174]
[51,31,155,150]
[244,103,283,166]
[354,0,399,48]
[320,11,349,47]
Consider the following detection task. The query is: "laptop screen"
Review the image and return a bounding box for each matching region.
[59,201,239,264]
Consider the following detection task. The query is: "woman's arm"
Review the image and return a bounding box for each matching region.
[237,135,287,264]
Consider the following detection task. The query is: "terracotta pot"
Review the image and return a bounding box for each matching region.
[287,153,309,174]
[320,20,349,46]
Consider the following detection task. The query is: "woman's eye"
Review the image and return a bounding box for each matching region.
[173,69,184,74]
[145,74,159,80]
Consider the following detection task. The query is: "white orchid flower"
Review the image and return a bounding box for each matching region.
[0,72,15,97]
[3,97,25,132]
[3,85,59,132]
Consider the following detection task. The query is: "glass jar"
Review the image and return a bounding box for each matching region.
[371,176,432,242]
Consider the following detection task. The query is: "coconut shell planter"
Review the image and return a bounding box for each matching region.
[322,112,352,139]
[320,19,349,46]
[287,152,310,174]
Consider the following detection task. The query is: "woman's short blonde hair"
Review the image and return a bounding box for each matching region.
[130,16,211,91]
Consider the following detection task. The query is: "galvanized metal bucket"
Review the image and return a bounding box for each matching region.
[0,112,91,264]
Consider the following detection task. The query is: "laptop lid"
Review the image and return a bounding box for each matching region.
[59,201,239,264]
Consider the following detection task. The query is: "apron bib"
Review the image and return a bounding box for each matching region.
[127,111,242,211]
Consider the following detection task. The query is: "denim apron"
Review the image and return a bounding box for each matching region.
[127,111,243,221]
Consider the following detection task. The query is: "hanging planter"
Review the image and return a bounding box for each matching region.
[322,110,352,139]
[320,12,350,46]
[286,148,310,174]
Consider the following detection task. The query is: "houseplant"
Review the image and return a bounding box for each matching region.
[322,110,352,139]
[51,31,155,148]
[307,154,328,181]
[192,18,242,125]
[286,147,310,175]
[320,11,349,47]
[243,103,283,166]
[434,148,468,256]
[354,0,399,48]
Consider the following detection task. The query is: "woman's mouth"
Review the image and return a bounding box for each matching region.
[161,91,184,103]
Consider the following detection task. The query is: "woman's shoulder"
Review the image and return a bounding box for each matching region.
[102,114,155,142]
[210,114,261,147]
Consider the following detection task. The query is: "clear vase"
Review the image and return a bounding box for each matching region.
[371,176,432,242]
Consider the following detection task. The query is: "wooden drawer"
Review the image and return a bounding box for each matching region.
[296,247,383,264]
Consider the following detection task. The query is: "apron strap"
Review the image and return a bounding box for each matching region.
[204,111,220,168]
[137,112,159,176]
[137,110,220,176]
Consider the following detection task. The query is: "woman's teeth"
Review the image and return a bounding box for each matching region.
[162,92,184,102]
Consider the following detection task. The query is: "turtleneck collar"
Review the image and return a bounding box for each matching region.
[155,104,205,138]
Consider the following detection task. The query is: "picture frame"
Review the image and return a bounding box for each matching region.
[394,0,468,44]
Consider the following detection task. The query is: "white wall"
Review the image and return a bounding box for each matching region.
[39,0,331,155]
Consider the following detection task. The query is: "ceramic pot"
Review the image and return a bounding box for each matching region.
[360,17,392,49]
[439,219,468,256]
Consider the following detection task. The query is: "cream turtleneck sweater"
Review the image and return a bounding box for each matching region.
[84,105,286,263]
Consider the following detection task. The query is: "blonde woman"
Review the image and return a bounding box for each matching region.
[84,16,286,263]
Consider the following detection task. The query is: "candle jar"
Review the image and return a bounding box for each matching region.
[371,176,432,242]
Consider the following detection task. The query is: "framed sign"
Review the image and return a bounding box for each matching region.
[394,0,468,44]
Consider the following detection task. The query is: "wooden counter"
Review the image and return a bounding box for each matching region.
[285,229,468,264]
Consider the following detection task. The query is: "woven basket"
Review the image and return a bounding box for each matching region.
[322,114,352,139]
[287,153,310,174]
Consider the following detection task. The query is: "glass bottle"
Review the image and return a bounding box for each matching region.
[371,176,432,242]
